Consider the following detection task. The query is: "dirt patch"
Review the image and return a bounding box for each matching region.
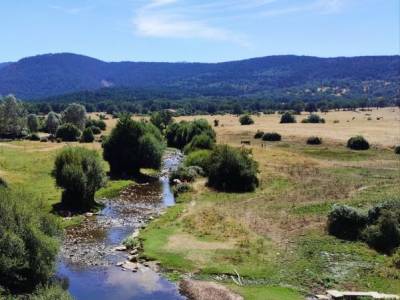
[179,279,243,300]
[166,233,235,251]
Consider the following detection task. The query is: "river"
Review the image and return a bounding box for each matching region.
[57,151,185,300]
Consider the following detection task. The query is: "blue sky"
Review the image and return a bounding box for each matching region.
[1,0,398,62]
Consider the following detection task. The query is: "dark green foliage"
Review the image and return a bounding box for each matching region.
[90,126,101,135]
[395,145,400,154]
[173,182,192,196]
[27,114,39,133]
[280,112,296,123]
[183,133,215,154]
[170,166,202,183]
[29,133,41,141]
[80,127,94,143]
[301,114,325,123]
[0,190,60,293]
[0,95,27,138]
[207,145,259,192]
[150,110,173,131]
[184,150,212,174]
[85,118,106,131]
[29,285,72,300]
[327,204,368,240]
[0,177,7,188]
[239,114,254,125]
[53,147,106,210]
[307,136,322,145]
[55,123,81,141]
[102,115,165,177]
[214,119,219,127]
[254,130,264,139]
[347,135,370,150]
[165,119,215,150]
[262,132,281,141]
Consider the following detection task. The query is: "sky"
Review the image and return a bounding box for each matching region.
[1,0,399,62]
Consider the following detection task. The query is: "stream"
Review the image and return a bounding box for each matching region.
[57,151,185,300]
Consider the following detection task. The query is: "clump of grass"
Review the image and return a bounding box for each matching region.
[123,235,140,249]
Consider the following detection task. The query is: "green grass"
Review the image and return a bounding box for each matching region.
[96,180,134,199]
[229,285,304,300]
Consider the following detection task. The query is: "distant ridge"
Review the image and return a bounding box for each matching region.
[0,53,398,100]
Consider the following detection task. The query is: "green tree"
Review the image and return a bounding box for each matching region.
[53,147,106,210]
[280,112,296,123]
[0,95,27,138]
[62,103,87,130]
[239,114,254,125]
[150,110,173,131]
[45,112,61,134]
[0,189,60,293]
[27,114,39,133]
[80,127,95,143]
[102,115,165,177]
[56,123,81,141]
[207,145,259,192]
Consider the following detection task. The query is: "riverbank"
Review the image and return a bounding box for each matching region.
[138,139,400,299]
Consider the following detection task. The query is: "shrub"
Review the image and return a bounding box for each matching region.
[347,135,370,150]
[0,189,60,292]
[90,126,101,135]
[184,150,211,174]
[391,250,400,269]
[183,133,215,153]
[302,114,325,123]
[45,112,61,134]
[0,177,7,188]
[103,115,165,177]
[214,119,219,127]
[173,182,192,196]
[166,119,215,150]
[29,285,72,300]
[170,166,202,183]
[40,137,48,143]
[80,127,95,143]
[307,136,322,145]
[122,236,140,250]
[53,147,106,210]
[254,130,264,139]
[362,210,400,254]
[239,114,254,125]
[327,204,368,240]
[263,109,275,114]
[56,123,81,142]
[150,110,173,131]
[262,132,281,141]
[29,133,41,141]
[280,112,296,123]
[207,145,259,192]
[86,119,106,131]
[395,145,400,155]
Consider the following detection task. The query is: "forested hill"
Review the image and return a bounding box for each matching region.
[0,53,399,101]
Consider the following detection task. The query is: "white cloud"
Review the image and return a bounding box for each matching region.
[261,0,346,17]
[50,4,93,15]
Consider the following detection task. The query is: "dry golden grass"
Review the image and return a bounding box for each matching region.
[174,107,400,147]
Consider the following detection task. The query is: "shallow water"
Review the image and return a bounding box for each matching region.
[57,151,184,300]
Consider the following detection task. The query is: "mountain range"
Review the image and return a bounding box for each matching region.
[0,53,398,101]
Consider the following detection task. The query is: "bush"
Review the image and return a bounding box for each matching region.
[86,119,106,131]
[307,136,322,145]
[29,133,41,141]
[391,250,400,269]
[302,114,325,123]
[166,119,215,150]
[183,133,215,153]
[90,126,101,135]
[207,145,259,192]
[29,285,72,300]
[254,130,264,139]
[263,109,275,114]
[45,112,61,135]
[56,123,81,142]
[280,112,296,123]
[0,190,60,293]
[173,182,192,196]
[347,136,370,150]
[395,145,400,155]
[40,137,48,143]
[214,119,219,127]
[149,110,173,131]
[239,114,254,125]
[80,127,95,143]
[184,150,211,174]
[53,147,106,210]
[122,236,140,250]
[103,115,165,177]
[62,103,87,130]
[262,132,281,141]
[170,166,202,183]
[327,204,367,240]
[0,177,7,188]
[27,114,39,133]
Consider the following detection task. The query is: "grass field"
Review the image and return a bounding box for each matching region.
[1,108,399,299]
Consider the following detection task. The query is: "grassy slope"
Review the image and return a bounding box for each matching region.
[140,139,400,299]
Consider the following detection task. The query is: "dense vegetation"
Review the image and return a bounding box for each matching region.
[280,112,296,123]
[239,114,254,125]
[53,147,106,210]
[347,136,370,150]
[207,145,259,192]
[102,115,165,177]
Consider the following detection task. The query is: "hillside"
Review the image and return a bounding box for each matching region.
[0,53,399,100]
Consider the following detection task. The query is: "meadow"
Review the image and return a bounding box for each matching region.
[1,107,399,299]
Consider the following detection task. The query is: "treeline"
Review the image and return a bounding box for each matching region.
[18,92,400,116]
